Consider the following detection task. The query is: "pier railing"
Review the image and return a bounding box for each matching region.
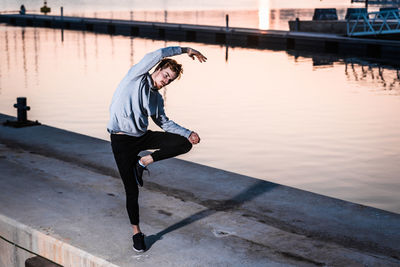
[347,9,400,36]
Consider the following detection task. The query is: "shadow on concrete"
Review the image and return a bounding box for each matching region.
[145,180,279,249]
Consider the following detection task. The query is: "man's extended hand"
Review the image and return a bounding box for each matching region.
[188,132,201,145]
[185,47,207,63]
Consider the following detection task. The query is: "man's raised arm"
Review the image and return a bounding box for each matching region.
[127,46,181,77]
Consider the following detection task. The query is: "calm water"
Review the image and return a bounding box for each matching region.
[1,1,400,214]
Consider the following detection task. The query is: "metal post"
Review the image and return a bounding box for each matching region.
[226,14,229,30]
[3,97,41,128]
[295,17,300,31]
[365,0,369,11]
[13,97,30,122]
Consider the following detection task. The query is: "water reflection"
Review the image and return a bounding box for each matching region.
[82,31,88,74]
[286,51,400,95]
[34,28,39,84]
[3,24,400,100]
[3,23,400,100]
[95,32,98,60]
[345,62,400,93]
[4,30,10,70]
[130,36,134,66]
[21,28,28,88]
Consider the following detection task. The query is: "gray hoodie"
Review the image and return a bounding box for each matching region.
[107,46,192,138]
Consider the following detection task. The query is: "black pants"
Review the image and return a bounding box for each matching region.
[110,130,192,225]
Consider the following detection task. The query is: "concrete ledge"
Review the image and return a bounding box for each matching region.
[0,113,400,266]
[0,214,117,267]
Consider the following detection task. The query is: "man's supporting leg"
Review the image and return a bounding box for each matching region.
[112,153,141,230]
[110,134,141,234]
[133,225,141,234]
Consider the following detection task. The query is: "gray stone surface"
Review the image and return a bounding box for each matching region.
[0,113,399,266]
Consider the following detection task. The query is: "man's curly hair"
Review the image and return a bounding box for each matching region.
[155,58,183,79]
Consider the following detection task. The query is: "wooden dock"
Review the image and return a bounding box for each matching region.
[1,14,400,61]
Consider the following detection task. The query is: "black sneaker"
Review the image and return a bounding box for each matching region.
[132,232,146,252]
[134,160,149,187]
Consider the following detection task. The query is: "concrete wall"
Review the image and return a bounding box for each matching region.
[0,237,36,267]
[0,238,59,267]
[0,215,117,267]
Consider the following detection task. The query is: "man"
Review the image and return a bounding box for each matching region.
[19,5,26,15]
[107,46,207,252]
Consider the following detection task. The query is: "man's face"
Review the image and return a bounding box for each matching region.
[153,67,178,90]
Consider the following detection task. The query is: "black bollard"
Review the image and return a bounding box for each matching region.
[3,97,41,128]
[14,97,30,122]
[40,1,51,15]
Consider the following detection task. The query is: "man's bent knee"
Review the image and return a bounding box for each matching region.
[170,135,192,155]
[181,138,193,154]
